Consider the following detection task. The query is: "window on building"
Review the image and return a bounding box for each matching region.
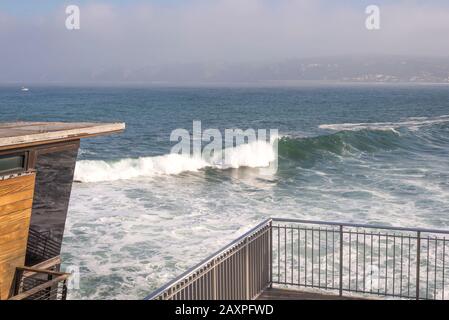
[0,153,26,175]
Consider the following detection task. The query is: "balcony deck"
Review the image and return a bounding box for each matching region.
[257,288,360,300]
[0,121,125,151]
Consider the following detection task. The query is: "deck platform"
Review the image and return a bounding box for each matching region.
[257,288,360,300]
[0,121,125,150]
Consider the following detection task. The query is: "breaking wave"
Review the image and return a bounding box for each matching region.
[75,115,449,183]
[75,130,399,183]
[74,140,276,182]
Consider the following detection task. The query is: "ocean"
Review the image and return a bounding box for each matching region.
[1,84,449,299]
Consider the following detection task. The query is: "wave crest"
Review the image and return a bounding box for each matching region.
[74,140,276,183]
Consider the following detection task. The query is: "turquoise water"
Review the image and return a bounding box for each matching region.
[1,84,449,299]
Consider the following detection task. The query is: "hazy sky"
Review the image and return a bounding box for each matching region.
[1,0,449,82]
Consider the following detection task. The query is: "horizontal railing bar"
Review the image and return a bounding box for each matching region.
[272,225,425,239]
[26,256,61,271]
[16,266,70,277]
[27,241,61,249]
[272,218,449,235]
[27,242,60,249]
[9,275,69,300]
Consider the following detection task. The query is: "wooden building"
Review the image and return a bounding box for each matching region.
[0,122,124,300]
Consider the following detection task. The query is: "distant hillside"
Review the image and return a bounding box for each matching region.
[4,56,449,84]
[86,56,449,84]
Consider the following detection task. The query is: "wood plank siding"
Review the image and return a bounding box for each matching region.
[0,172,36,299]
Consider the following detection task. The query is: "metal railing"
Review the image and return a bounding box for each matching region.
[8,256,70,300]
[146,219,272,300]
[147,218,449,300]
[26,228,62,265]
[272,218,449,300]
[9,267,69,300]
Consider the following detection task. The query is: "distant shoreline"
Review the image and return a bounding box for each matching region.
[1,80,449,89]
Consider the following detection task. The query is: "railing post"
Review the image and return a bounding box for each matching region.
[269,221,273,288]
[61,280,68,300]
[11,268,24,296]
[245,237,250,300]
[212,259,217,300]
[339,225,343,296]
[416,231,421,300]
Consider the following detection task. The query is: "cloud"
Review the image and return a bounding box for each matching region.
[1,0,449,82]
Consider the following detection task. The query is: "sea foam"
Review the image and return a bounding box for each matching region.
[319,115,449,131]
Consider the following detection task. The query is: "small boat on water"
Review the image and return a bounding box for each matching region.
[21,87,29,92]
